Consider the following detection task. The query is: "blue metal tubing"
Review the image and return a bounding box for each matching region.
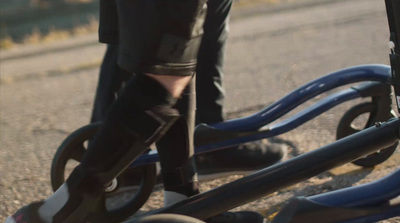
[195,88,361,153]
[210,64,391,132]
[309,168,400,208]
[130,65,391,167]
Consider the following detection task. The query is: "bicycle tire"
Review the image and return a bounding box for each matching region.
[336,102,398,167]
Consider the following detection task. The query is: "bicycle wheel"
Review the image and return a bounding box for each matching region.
[336,102,398,167]
[51,123,157,223]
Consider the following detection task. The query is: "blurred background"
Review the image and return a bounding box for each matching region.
[1,0,99,47]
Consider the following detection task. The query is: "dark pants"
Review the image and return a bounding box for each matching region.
[91,0,232,125]
[87,0,233,194]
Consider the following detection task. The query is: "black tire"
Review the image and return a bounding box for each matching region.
[51,123,157,223]
[336,102,398,167]
[125,214,206,223]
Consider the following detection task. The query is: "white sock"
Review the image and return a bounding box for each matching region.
[163,190,188,206]
[38,184,70,223]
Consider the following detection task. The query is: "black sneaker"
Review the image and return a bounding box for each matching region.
[5,202,45,223]
[205,211,265,223]
[195,140,287,181]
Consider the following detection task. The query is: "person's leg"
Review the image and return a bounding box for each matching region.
[113,0,206,206]
[196,0,231,124]
[194,0,286,180]
[156,78,199,205]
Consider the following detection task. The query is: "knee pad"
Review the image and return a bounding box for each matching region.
[108,74,180,143]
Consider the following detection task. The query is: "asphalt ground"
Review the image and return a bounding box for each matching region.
[2,0,400,222]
